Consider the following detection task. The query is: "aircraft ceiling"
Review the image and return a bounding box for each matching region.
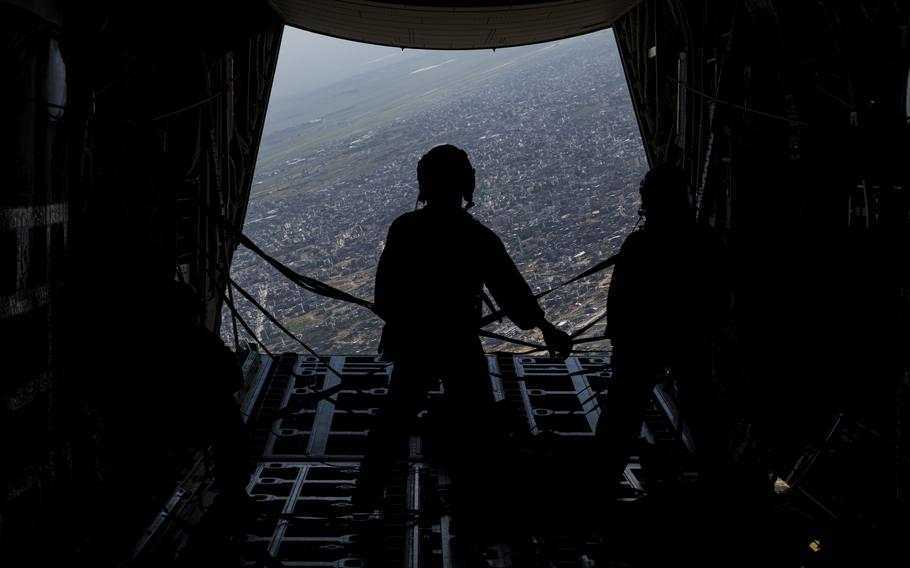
[268,0,643,49]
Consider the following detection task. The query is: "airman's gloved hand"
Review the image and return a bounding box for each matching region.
[540,321,573,360]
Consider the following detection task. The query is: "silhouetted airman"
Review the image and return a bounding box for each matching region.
[355,144,572,509]
[596,163,731,490]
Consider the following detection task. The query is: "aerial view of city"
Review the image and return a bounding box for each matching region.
[222,29,647,356]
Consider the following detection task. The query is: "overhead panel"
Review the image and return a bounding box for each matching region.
[269,0,644,49]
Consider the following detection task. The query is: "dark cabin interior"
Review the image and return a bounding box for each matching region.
[2,1,908,566]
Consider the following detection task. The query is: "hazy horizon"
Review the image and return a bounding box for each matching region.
[269,28,417,101]
[264,26,617,136]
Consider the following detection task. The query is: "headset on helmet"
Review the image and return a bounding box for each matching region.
[416,144,476,209]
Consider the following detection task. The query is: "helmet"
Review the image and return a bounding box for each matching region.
[416,144,476,207]
[639,163,690,222]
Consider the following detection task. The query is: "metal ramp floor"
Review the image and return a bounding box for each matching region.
[127,352,737,568]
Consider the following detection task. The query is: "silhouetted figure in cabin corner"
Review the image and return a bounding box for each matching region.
[354,144,572,511]
[65,190,253,560]
[162,281,253,509]
[100,279,252,513]
[596,164,731,493]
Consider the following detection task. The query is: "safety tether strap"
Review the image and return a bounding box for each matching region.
[235,232,376,312]
[517,311,609,355]
[205,204,619,349]
[228,276,349,382]
[478,329,547,350]
[236,226,617,333]
[477,254,618,328]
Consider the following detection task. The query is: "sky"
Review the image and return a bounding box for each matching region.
[270,28,427,101]
[268,26,570,102]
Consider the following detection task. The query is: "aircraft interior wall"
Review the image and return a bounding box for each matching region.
[0,1,282,563]
[615,0,910,499]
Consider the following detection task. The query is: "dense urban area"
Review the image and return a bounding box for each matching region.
[222,30,647,355]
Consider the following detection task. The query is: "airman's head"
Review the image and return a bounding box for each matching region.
[639,163,691,226]
[417,144,476,209]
